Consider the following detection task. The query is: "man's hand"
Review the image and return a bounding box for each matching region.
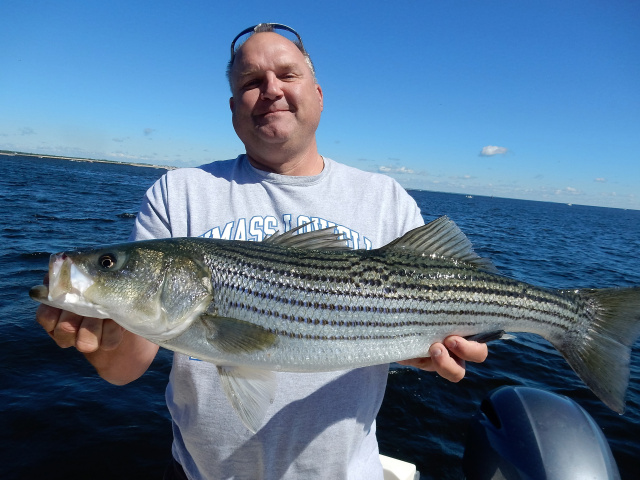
[36,304,125,353]
[36,303,159,385]
[35,273,125,353]
[397,336,488,383]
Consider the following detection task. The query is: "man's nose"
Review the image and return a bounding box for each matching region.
[261,72,283,100]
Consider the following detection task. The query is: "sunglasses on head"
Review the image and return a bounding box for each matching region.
[230,23,306,64]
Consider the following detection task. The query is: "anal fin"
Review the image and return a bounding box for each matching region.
[217,365,277,433]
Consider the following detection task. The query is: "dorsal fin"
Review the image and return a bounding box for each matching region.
[383,216,497,272]
[263,223,350,251]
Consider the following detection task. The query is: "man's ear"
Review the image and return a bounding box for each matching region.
[229,96,235,112]
[316,84,323,111]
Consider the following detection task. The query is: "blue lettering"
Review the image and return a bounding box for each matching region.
[335,225,353,248]
[234,218,247,241]
[200,215,372,250]
[265,216,278,236]
[282,214,292,232]
[249,216,265,241]
[201,221,234,240]
[297,215,313,232]
[350,230,360,249]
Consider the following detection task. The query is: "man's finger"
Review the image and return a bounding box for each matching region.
[36,304,62,334]
[397,357,433,370]
[52,310,84,348]
[76,317,103,353]
[444,336,488,363]
[429,343,466,383]
[100,319,125,351]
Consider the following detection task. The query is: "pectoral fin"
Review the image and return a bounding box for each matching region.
[217,365,277,433]
[202,314,278,354]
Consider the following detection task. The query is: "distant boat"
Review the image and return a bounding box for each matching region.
[466,195,473,199]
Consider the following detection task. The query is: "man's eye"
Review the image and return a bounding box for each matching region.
[242,79,261,89]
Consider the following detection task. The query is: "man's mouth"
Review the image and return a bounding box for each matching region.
[259,109,290,117]
[255,103,293,116]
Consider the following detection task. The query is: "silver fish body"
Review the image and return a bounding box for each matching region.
[30,217,640,432]
[167,238,587,370]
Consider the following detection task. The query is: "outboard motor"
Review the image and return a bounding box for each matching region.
[463,386,620,479]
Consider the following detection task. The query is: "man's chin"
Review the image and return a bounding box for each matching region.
[252,124,295,143]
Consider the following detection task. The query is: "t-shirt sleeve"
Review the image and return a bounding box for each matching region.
[392,182,424,235]
[129,174,172,241]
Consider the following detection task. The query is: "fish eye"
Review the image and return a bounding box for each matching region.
[98,254,117,269]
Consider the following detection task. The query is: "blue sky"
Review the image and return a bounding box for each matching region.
[2,1,638,210]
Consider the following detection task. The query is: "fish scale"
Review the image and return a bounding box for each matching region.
[30,215,640,431]
[211,245,582,345]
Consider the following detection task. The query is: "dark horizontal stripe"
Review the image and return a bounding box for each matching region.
[208,242,585,334]
[224,294,576,335]
[214,242,478,280]
[262,306,576,342]
[215,245,575,309]
[219,271,580,331]
[215,243,358,271]
[266,328,426,341]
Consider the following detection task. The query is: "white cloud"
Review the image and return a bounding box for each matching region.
[449,174,475,180]
[379,165,415,174]
[595,177,607,183]
[20,127,36,136]
[480,145,508,156]
[555,186,581,195]
[143,128,156,136]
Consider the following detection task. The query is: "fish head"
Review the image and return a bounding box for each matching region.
[30,240,213,342]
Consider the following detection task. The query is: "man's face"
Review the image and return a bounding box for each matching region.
[229,32,323,162]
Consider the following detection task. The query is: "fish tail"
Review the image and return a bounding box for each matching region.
[556,287,640,414]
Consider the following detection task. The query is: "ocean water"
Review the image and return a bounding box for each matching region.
[1,154,638,479]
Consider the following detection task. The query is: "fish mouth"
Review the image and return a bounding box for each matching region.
[30,253,98,312]
[29,284,49,302]
[49,253,94,300]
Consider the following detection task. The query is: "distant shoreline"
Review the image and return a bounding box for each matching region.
[0,150,175,170]
[2,150,637,212]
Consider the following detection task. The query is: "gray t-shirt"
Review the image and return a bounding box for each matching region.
[131,155,424,480]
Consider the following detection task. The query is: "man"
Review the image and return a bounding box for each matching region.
[36,24,488,479]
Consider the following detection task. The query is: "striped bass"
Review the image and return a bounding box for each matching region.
[30,216,640,432]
